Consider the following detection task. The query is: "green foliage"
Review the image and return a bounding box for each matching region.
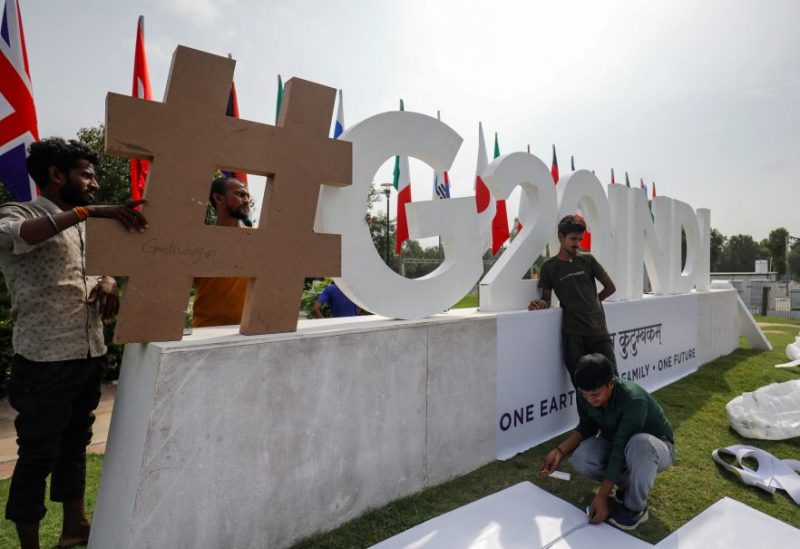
[369,211,397,272]
[0,180,13,205]
[716,233,769,272]
[76,125,132,206]
[709,228,725,272]
[0,317,12,398]
[367,182,380,210]
[301,278,332,318]
[764,227,789,279]
[788,241,800,281]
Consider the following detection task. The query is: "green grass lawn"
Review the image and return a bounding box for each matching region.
[452,293,478,308]
[1,319,797,548]
[0,454,102,548]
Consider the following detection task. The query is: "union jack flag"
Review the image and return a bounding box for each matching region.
[0,0,38,202]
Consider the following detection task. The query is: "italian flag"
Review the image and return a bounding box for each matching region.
[393,99,412,254]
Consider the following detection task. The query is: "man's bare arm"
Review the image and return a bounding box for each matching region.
[598,274,615,302]
[18,201,148,245]
[529,287,552,311]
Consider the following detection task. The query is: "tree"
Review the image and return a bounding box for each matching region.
[369,211,397,273]
[764,227,789,279]
[76,125,133,205]
[399,239,443,278]
[788,241,800,282]
[709,228,725,272]
[717,234,768,273]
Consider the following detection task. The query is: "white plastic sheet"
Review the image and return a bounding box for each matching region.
[726,380,800,439]
[371,482,800,548]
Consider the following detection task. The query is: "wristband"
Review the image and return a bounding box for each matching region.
[555,446,565,458]
[73,206,90,220]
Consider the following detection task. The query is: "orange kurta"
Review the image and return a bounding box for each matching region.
[191,277,248,327]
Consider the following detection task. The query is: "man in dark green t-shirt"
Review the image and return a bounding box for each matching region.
[539,354,676,530]
[529,215,617,382]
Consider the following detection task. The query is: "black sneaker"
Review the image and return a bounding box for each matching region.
[608,505,649,530]
[612,487,626,505]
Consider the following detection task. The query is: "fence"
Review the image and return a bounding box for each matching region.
[724,279,800,320]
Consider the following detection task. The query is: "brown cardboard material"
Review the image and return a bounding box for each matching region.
[85,45,351,342]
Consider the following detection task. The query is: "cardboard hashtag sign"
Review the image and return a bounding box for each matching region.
[84,46,351,343]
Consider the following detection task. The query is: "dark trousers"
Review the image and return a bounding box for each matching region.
[5,354,105,523]
[562,332,618,384]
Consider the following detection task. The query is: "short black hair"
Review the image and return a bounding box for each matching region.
[26,138,99,189]
[209,176,242,205]
[557,214,587,237]
[574,353,615,391]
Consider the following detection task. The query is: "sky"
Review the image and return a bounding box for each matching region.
[13,0,800,242]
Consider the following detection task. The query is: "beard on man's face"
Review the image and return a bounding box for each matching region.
[59,182,91,207]
[228,205,250,222]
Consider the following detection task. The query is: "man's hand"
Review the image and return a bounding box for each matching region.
[538,448,563,477]
[87,200,148,232]
[588,493,609,524]
[89,276,119,323]
[528,299,548,311]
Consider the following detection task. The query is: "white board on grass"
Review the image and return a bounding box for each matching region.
[369,482,648,549]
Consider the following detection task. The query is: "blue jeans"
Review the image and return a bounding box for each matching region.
[569,433,676,511]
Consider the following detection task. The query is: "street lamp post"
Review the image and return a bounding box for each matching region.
[380,183,393,268]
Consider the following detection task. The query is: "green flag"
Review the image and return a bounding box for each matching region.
[493,132,500,159]
[275,75,283,125]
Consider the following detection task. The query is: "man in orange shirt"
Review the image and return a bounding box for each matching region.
[192,176,251,327]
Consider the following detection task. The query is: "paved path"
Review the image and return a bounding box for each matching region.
[0,383,115,480]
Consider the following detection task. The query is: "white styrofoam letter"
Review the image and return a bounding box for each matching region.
[315,111,482,319]
[479,152,557,311]
[673,199,702,294]
[607,184,632,300]
[555,170,614,275]
[696,208,711,292]
[621,190,671,297]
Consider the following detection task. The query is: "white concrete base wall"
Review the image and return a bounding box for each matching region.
[697,288,740,364]
[89,314,496,549]
[89,290,741,549]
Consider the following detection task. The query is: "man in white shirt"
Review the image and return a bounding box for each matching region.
[0,137,147,549]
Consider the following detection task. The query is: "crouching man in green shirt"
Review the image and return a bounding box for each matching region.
[539,353,676,530]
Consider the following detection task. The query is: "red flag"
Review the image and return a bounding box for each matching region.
[224,77,248,183]
[130,15,152,202]
[492,200,509,255]
[550,144,559,184]
[490,133,509,255]
[611,168,616,184]
[0,0,39,201]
